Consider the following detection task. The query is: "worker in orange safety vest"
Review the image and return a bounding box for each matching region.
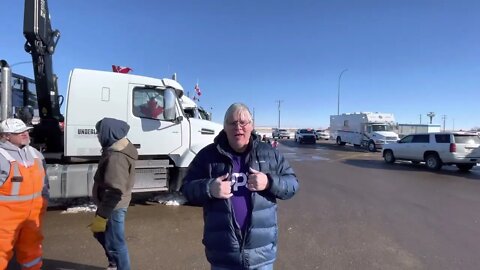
[0,118,49,270]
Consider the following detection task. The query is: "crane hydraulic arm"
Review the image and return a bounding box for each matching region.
[23,0,64,154]
[23,0,63,122]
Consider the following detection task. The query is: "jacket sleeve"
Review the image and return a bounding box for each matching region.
[266,149,299,200]
[181,150,215,206]
[96,153,130,218]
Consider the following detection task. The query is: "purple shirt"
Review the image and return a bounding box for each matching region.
[230,153,252,234]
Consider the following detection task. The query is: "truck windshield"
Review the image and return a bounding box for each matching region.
[198,107,211,120]
[370,124,394,132]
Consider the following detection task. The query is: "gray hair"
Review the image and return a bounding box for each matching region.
[223,103,253,127]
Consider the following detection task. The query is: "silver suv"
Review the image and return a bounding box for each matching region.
[272,128,290,139]
[382,132,480,171]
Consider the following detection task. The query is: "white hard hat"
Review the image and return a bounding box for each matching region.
[0,118,33,134]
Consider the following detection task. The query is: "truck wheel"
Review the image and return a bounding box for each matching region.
[336,137,345,146]
[425,153,442,170]
[368,141,376,152]
[383,150,395,164]
[456,164,474,172]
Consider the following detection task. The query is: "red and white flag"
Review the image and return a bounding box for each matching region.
[112,65,132,74]
[194,84,202,96]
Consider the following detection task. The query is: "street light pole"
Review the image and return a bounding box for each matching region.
[337,68,348,115]
[276,100,283,129]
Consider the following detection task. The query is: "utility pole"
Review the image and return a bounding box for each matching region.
[419,114,422,124]
[276,100,283,129]
[442,115,447,131]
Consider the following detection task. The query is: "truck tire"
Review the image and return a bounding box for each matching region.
[336,137,345,146]
[425,153,442,170]
[456,164,474,172]
[368,141,376,152]
[383,150,395,164]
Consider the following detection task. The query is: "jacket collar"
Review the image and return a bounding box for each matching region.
[108,137,129,152]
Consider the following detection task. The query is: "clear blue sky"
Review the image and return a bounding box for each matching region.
[3,0,479,130]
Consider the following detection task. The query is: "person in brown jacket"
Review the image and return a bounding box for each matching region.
[89,117,138,270]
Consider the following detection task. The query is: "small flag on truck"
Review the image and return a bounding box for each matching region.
[112,65,132,73]
[194,83,202,96]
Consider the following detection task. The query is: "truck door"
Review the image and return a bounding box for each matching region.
[127,85,184,155]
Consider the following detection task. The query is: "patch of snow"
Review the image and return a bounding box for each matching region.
[61,203,97,214]
[53,198,97,214]
[152,192,187,206]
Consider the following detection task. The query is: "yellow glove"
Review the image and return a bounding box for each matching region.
[88,215,108,233]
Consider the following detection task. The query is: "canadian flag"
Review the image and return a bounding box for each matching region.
[112,65,132,73]
[194,84,202,96]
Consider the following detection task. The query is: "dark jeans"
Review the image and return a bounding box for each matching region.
[93,208,130,270]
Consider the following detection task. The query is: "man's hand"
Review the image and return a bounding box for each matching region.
[209,173,233,199]
[248,167,269,191]
[88,215,108,233]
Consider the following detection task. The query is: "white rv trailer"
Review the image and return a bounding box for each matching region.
[330,112,399,152]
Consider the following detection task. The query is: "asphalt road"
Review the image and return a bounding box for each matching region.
[8,140,480,270]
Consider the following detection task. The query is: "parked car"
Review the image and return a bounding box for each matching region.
[272,128,290,139]
[295,129,316,144]
[315,129,330,140]
[382,132,480,171]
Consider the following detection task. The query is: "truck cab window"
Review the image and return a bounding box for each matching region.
[183,108,195,118]
[132,88,165,120]
[198,107,210,120]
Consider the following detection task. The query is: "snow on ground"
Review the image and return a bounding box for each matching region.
[61,203,97,214]
[151,192,187,206]
[53,192,187,214]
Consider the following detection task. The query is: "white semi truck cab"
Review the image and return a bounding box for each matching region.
[330,112,399,152]
[46,69,222,198]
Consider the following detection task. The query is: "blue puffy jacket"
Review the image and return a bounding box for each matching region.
[181,131,299,269]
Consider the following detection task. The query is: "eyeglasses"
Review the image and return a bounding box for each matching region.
[227,120,251,128]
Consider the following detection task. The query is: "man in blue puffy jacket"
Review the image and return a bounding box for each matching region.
[182,103,299,270]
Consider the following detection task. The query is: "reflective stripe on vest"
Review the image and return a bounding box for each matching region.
[21,256,42,268]
[0,148,22,196]
[0,192,42,201]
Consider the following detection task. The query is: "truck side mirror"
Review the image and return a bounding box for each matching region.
[163,88,177,121]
